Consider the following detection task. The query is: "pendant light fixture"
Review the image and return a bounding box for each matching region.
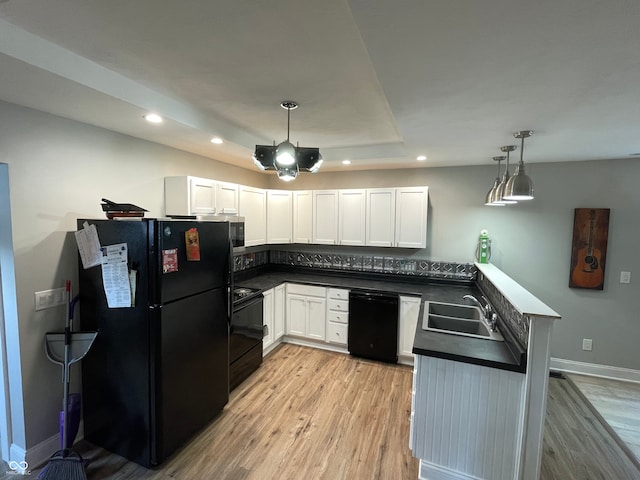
[485,156,506,206]
[275,101,297,167]
[493,145,518,205]
[253,101,322,181]
[504,130,534,200]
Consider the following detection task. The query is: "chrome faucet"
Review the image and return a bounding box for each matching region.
[462,294,498,331]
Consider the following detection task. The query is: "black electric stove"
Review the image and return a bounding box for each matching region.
[230,286,264,390]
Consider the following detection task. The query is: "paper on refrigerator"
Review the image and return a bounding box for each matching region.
[101,243,132,308]
[75,221,102,269]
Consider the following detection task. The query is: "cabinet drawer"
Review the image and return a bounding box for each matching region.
[287,283,326,297]
[327,310,348,324]
[326,322,348,345]
[328,299,348,312]
[327,288,349,300]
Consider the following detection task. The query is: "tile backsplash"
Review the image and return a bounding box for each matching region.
[234,248,476,280]
[234,249,528,350]
[477,273,529,350]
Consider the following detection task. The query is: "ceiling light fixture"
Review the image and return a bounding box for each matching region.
[143,113,163,124]
[417,155,427,161]
[253,101,322,181]
[494,145,518,205]
[342,160,351,165]
[210,137,223,144]
[503,130,534,201]
[485,156,506,206]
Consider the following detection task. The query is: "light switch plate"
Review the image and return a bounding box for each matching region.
[34,288,66,311]
[620,271,631,284]
[582,338,593,351]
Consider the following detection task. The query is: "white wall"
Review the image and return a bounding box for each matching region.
[1,99,638,452]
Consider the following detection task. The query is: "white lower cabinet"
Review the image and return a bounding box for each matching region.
[399,296,421,358]
[273,284,285,340]
[268,284,421,360]
[326,288,349,345]
[262,288,274,352]
[263,285,287,355]
[286,284,326,341]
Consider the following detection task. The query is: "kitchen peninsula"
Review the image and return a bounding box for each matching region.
[234,248,560,480]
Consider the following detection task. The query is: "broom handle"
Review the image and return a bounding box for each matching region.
[62,280,71,451]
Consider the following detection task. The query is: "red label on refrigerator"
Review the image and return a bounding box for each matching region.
[162,249,178,274]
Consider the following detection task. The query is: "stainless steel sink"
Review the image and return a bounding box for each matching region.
[422,301,504,341]
[427,302,483,320]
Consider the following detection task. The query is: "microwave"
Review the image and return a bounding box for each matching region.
[196,215,245,250]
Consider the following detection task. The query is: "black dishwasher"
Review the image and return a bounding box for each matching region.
[348,291,399,363]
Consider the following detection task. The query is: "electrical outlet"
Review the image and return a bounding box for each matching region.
[620,271,631,284]
[582,338,593,351]
[34,288,66,311]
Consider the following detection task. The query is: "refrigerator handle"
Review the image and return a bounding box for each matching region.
[227,238,234,321]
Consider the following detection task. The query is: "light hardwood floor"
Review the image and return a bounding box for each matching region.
[23,344,640,480]
[567,374,640,466]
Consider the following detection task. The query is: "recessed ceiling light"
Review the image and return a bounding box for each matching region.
[210,137,223,144]
[143,113,163,124]
[417,155,427,161]
[342,160,351,165]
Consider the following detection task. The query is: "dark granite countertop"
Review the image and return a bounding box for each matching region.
[235,266,526,373]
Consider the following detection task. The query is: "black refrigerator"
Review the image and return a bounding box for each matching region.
[77,219,231,467]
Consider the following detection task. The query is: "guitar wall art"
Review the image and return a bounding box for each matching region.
[569,208,610,290]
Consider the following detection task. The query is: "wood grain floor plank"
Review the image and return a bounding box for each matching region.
[568,373,640,466]
[20,345,640,480]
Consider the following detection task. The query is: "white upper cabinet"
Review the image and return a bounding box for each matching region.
[312,190,339,245]
[239,185,266,246]
[215,181,239,215]
[292,190,313,244]
[338,189,366,246]
[366,188,396,247]
[395,187,429,248]
[267,190,292,244]
[164,176,238,217]
[165,176,217,216]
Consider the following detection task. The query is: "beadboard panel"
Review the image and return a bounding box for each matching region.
[412,355,526,480]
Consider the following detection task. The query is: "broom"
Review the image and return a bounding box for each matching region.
[38,280,88,480]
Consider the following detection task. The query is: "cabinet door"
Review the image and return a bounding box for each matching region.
[273,284,286,340]
[395,187,428,248]
[216,182,239,215]
[286,293,307,337]
[292,190,313,244]
[366,188,396,247]
[399,296,422,358]
[306,296,326,341]
[239,186,267,246]
[339,189,366,246]
[267,190,293,244]
[189,177,217,215]
[263,288,274,351]
[312,190,339,244]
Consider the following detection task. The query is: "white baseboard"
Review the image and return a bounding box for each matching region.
[24,433,58,470]
[550,357,640,383]
[282,336,349,355]
[25,419,85,470]
[419,460,481,480]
